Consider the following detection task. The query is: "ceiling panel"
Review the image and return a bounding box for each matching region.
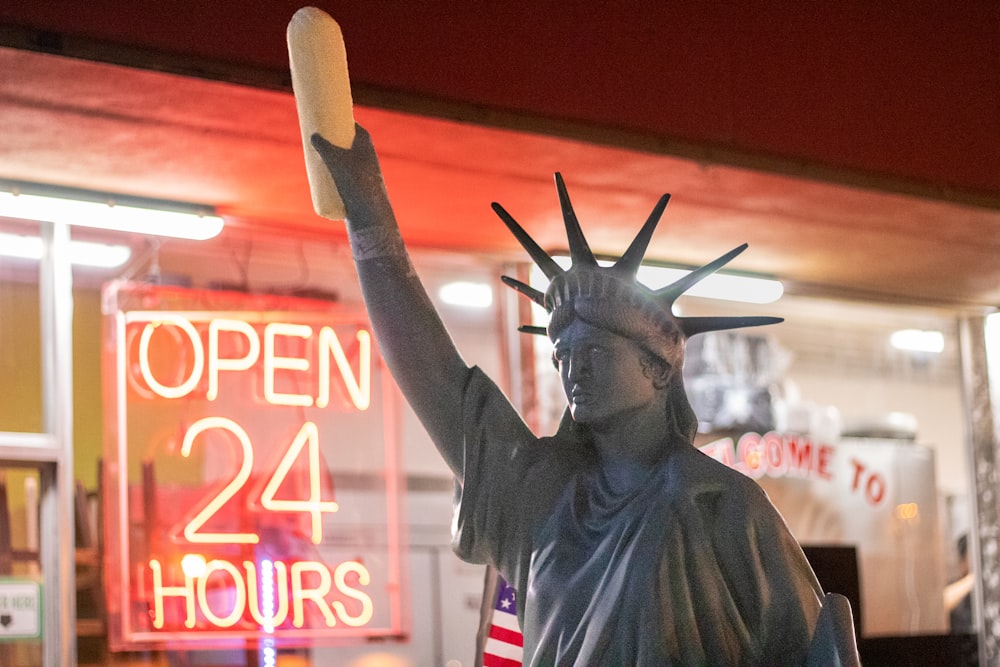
[2,46,1000,309]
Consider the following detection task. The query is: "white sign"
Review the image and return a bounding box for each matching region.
[0,580,41,639]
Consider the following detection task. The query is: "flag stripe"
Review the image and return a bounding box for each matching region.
[489,622,524,646]
[489,609,520,631]
[483,653,523,667]
[484,635,524,660]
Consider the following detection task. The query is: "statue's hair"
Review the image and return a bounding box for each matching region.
[546,271,685,366]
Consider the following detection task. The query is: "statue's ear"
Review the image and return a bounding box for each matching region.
[654,363,673,390]
[640,354,672,390]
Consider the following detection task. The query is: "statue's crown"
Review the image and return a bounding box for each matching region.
[495,173,781,355]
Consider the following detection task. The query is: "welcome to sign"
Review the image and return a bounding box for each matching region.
[101,281,405,650]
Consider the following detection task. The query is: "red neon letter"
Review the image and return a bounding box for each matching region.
[245,560,290,629]
[866,473,886,505]
[816,445,833,480]
[317,327,371,410]
[291,561,338,628]
[138,316,205,399]
[197,560,247,628]
[698,437,735,468]
[180,417,259,544]
[332,561,374,627]
[150,559,197,629]
[264,323,314,407]
[736,433,766,479]
[763,432,786,477]
[850,458,866,491]
[786,436,814,478]
[260,421,339,544]
[207,319,261,401]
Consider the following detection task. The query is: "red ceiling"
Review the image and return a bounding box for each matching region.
[1,2,999,308]
[2,1,997,202]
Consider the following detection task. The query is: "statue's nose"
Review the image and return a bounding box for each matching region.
[566,352,590,381]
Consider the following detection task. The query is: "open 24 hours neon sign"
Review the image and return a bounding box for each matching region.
[102,281,405,650]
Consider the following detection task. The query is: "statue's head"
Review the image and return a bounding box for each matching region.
[496,174,781,439]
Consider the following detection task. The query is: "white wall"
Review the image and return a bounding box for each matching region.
[789,367,967,497]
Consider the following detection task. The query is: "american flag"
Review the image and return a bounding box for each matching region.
[479,571,524,667]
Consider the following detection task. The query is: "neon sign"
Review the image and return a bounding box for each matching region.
[102,281,405,650]
[700,431,889,507]
[699,431,834,481]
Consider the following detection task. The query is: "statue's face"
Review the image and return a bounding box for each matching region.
[552,319,660,429]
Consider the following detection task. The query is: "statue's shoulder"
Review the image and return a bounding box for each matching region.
[529,430,598,477]
[664,446,772,513]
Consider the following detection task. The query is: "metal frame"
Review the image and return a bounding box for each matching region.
[959,313,999,666]
[0,220,76,666]
[0,229,996,667]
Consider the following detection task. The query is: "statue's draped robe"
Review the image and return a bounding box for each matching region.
[453,368,823,666]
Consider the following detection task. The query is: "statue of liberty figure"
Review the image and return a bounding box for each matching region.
[289,10,859,662]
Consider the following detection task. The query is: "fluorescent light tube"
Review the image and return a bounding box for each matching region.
[439,281,494,308]
[0,189,223,241]
[547,257,784,305]
[633,265,783,304]
[0,232,132,268]
[890,329,944,354]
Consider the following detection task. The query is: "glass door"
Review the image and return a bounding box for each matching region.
[0,219,77,666]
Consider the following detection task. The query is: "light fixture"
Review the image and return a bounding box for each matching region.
[439,281,494,308]
[890,329,945,354]
[633,264,783,304]
[546,256,784,305]
[0,232,132,268]
[0,181,223,241]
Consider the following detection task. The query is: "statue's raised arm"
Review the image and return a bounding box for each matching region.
[288,8,474,475]
[313,127,474,476]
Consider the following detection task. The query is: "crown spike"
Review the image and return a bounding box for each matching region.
[501,275,546,307]
[615,193,670,277]
[496,179,782,344]
[654,243,748,305]
[554,173,598,268]
[517,325,549,336]
[492,202,564,279]
[679,315,783,338]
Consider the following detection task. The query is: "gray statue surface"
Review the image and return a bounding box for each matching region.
[310,126,859,666]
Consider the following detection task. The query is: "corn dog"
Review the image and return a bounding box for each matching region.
[287,6,356,220]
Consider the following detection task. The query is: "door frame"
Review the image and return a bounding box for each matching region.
[0,221,76,666]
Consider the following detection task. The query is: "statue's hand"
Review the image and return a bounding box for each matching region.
[311,125,398,233]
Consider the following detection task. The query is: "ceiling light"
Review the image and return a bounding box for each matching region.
[546,257,784,305]
[0,182,223,241]
[439,281,494,308]
[0,232,131,268]
[634,265,783,304]
[890,329,944,354]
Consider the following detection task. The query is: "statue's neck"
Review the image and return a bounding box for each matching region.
[589,401,678,470]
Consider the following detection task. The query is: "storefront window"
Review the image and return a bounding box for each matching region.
[531,288,971,642]
[683,295,967,640]
[0,466,43,666]
[53,224,982,663]
[0,219,44,434]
